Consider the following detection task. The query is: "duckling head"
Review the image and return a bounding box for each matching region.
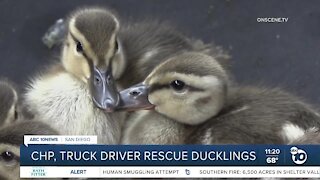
[0,120,59,180]
[0,80,19,126]
[62,7,124,111]
[120,52,229,125]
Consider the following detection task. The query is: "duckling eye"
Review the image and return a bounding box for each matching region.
[0,151,15,162]
[76,41,83,52]
[170,80,185,91]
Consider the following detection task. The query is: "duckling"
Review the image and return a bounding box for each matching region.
[0,80,60,179]
[0,120,59,180]
[121,52,229,144]
[120,52,320,144]
[0,79,20,126]
[24,7,128,144]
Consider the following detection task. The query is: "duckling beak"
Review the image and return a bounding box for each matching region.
[89,66,120,112]
[117,83,155,111]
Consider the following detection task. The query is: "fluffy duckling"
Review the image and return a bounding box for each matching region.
[121,52,320,144]
[121,52,229,144]
[0,80,60,179]
[24,7,128,144]
[0,121,59,180]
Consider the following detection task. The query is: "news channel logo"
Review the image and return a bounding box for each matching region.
[290,146,307,165]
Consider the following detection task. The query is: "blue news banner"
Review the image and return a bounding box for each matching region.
[20,145,319,166]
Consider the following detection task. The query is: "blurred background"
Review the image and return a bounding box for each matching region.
[0,0,320,104]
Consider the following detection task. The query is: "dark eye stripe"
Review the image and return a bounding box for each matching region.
[149,84,170,94]
[69,33,79,44]
[149,83,204,94]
